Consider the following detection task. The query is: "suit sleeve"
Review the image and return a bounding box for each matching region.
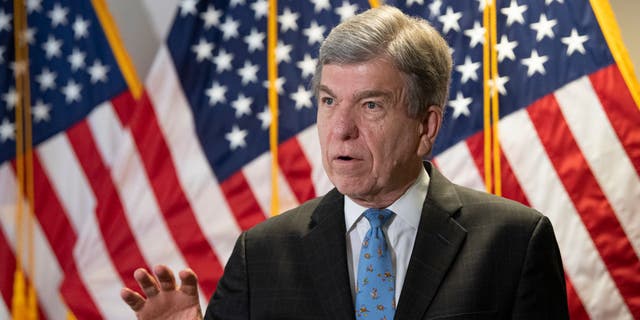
[511,216,569,319]
[204,232,250,320]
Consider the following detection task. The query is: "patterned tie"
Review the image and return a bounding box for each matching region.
[355,208,395,319]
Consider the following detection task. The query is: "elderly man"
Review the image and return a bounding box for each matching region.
[122,5,568,319]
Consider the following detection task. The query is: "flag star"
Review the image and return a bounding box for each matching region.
[62,80,82,103]
[48,4,69,27]
[88,60,110,83]
[68,48,86,71]
[522,49,548,76]
[213,49,234,73]
[276,41,293,64]
[290,86,314,110]
[32,100,51,122]
[73,16,90,39]
[263,77,285,94]
[455,56,480,84]
[530,14,557,41]
[206,82,227,106]
[192,38,214,62]
[489,75,509,96]
[561,28,589,56]
[2,87,16,110]
[0,9,11,32]
[237,61,259,85]
[438,7,462,34]
[463,22,485,48]
[230,0,246,7]
[0,118,15,142]
[297,54,317,79]
[200,5,221,29]
[545,0,563,4]
[225,125,248,150]
[26,0,42,13]
[231,94,253,118]
[251,0,268,19]
[407,0,424,6]
[428,0,442,17]
[219,17,240,40]
[20,27,37,45]
[179,0,197,16]
[501,0,527,27]
[0,46,5,64]
[335,1,358,21]
[496,35,518,62]
[257,107,271,129]
[312,0,330,13]
[448,92,472,119]
[244,28,265,52]
[304,21,326,45]
[279,7,299,32]
[36,68,57,91]
[42,35,63,59]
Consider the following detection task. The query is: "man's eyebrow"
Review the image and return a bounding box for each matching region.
[318,85,335,97]
[353,90,393,102]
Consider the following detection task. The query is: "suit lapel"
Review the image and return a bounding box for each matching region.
[395,163,468,319]
[301,189,355,320]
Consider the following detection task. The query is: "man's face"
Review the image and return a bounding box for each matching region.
[317,57,438,208]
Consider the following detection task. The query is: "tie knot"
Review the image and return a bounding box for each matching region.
[363,208,394,228]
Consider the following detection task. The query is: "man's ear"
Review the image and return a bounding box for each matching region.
[417,105,442,157]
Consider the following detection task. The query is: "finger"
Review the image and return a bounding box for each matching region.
[120,287,146,312]
[154,264,177,291]
[178,268,200,297]
[134,268,160,298]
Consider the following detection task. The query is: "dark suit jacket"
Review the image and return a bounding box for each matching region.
[205,163,568,319]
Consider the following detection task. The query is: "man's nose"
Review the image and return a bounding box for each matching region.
[332,106,358,140]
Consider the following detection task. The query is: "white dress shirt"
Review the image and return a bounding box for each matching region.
[344,166,430,304]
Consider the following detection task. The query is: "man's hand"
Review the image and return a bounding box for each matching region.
[121,265,203,320]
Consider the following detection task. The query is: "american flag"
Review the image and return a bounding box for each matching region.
[1,0,639,320]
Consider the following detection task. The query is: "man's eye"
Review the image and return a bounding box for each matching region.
[322,97,334,105]
[366,101,377,109]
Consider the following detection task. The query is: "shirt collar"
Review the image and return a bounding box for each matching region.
[344,165,430,232]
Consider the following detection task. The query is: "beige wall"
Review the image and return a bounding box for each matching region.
[107,0,640,82]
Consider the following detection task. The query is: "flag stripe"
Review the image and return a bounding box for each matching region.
[499,109,632,319]
[589,66,640,175]
[66,120,151,292]
[297,125,334,197]
[279,137,317,204]
[432,139,485,192]
[0,228,14,316]
[242,151,299,216]
[221,172,267,230]
[565,275,591,320]
[497,148,531,207]
[554,72,640,257]
[37,135,129,318]
[527,94,640,317]
[124,91,224,297]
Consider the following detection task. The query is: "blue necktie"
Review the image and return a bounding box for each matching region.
[355,208,395,319]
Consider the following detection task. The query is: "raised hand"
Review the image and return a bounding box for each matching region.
[121,265,203,320]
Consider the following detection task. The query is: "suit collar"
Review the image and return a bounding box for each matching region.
[302,189,355,319]
[395,162,468,319]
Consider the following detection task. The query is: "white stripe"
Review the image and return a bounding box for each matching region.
[433,140,485,192]
[88,103,191,272]
[146,46,241,265]
[297,125,334,196]
[0,164,68,320]
[499,110,632,320]
[554,76,640,256]
[242,151,299,216]
[37,134,129,320]
[0,293,8,320]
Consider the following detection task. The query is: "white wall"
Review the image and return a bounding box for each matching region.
[106,0,640,82]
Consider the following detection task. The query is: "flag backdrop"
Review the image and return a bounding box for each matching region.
[1,0,639,319]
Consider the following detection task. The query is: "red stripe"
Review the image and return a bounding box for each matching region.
[498,147,530,207]
[565,274,590,320]
[589,65,640,175]
[66,120,151,293]
[111,91,223,297]
[465,132,486,181]
[220,171,266,230]
[279,137,317,203]
[31,155,103,318]
[528,94,640,317]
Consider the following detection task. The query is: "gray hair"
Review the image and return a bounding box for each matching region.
[312,5,452,118]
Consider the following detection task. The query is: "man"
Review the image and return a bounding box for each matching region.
[121,5,568,319]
